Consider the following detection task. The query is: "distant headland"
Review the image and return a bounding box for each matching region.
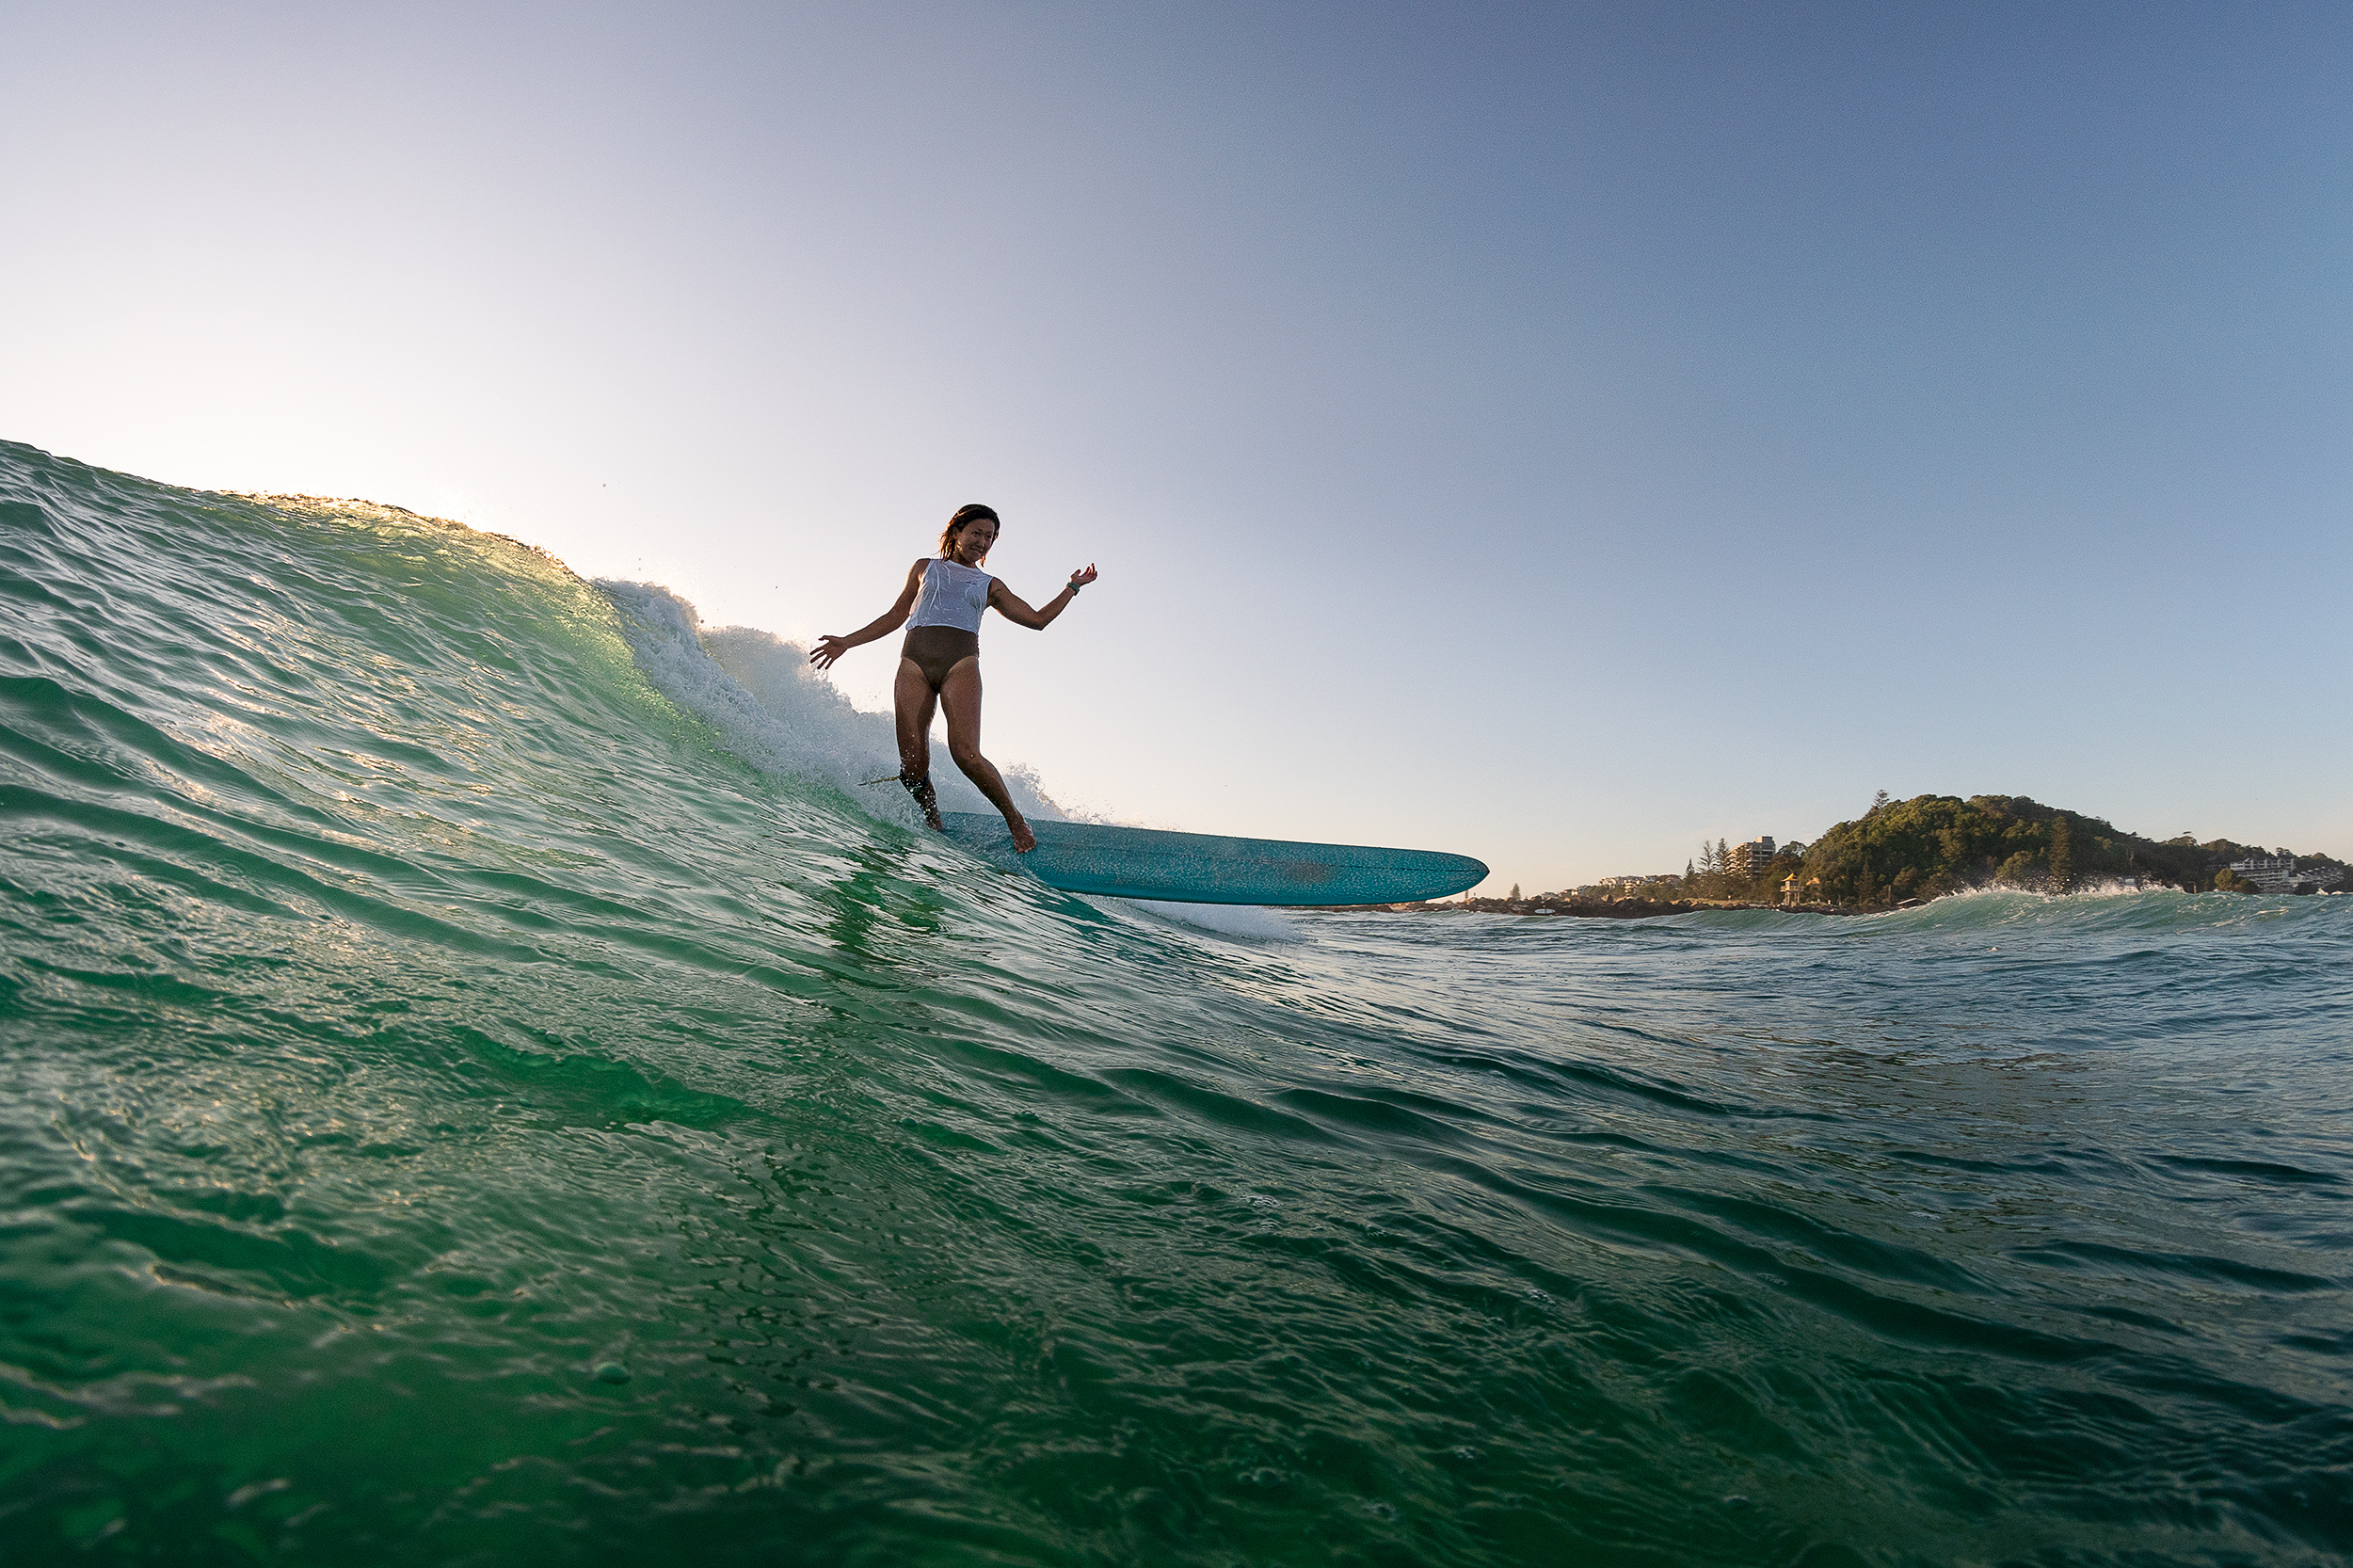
[1362,793,2347,917]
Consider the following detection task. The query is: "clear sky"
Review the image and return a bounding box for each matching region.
[6,2,2347,892]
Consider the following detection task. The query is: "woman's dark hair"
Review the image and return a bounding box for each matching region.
[938,503,1000,559]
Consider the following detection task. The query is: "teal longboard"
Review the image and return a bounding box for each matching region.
[940,813,1486,906]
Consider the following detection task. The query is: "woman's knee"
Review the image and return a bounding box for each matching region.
[948,742,987,775]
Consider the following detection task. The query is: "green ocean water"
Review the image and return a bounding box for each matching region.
[2,439,2348,1566]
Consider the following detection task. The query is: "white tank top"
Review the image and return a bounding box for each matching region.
[907,558,992,632]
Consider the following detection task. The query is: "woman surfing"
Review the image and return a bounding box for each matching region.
[809,504,1096,853]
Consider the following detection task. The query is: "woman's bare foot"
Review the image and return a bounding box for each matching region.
[1007,814,1036,854]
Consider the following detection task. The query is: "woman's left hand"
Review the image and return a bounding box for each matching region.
[1067,564,1098,592]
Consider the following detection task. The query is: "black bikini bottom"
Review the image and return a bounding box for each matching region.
[901,626,979,692]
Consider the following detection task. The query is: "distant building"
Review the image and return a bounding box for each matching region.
[2229,857,2343,893]
[2231,856,2344,889]
[1592,873,1681,896]
[2228,856,2298,893]
[1728,837,1776,874]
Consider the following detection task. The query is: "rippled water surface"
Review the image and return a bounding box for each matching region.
[3,440,2348,1565]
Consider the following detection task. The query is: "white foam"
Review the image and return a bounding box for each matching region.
[1104,899,1305,942]
[1924,877,2190,906]
[593,580,1063,826]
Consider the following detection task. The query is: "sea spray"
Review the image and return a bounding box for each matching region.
[596,579,1064,829]
[694,612,1065,824]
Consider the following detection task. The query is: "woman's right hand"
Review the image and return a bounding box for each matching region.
[808,634,851,670]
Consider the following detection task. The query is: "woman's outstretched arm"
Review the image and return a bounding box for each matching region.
[988,563,1098,630]
[808,559,928,669]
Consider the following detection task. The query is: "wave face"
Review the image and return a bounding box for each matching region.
[4,440,2351,1565]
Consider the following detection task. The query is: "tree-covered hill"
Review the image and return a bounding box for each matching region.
[1540,795,2344,910]
[1798,794,2341,904]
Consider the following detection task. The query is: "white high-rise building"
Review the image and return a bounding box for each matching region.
[2228,857,2339,893]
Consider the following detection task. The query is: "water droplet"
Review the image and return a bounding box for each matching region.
[594,1362,631,1384]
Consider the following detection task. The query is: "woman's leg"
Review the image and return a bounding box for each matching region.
[938,659,1034,852]
[893,658,944,829]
